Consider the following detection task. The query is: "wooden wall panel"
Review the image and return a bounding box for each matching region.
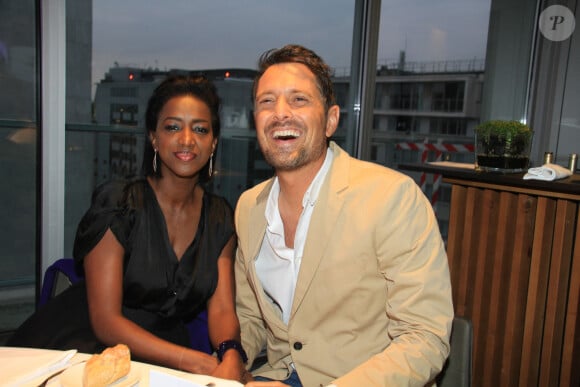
[501,194,535,387]
[470,187,498,384]
[445,180,580,387]
[539,200,576,386]
[519,197,556,387]
[560,206,580,385]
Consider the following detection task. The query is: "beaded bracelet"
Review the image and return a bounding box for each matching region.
[216,339,248,363]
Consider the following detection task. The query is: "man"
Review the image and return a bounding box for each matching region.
[235,44,454,387]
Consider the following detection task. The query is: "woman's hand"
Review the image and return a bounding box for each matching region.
[210,349,250,382]
[179,349,219,375]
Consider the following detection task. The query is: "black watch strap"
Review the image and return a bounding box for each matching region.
[216,340,248,363]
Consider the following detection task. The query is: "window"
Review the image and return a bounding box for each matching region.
[389,83,421,110]
[110,104,138,125]
[393,116,419,133]
[66,0,357,255]
[109,134,140,179]
[0,0,38,336]
[3,0,578,342]
[430,118,467,136]
[431,81,465,112]
[111,87,137,98]
[370,0,492,236]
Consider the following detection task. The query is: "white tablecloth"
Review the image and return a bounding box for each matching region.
[0,346,243,387]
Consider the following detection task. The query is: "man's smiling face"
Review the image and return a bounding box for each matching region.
[253,63,338,171]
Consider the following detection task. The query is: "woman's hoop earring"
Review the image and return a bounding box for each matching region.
[208,154,213,177]
[153,150,158,173]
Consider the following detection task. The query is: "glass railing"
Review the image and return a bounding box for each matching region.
[0,119,38,334]
[0,120,37,286]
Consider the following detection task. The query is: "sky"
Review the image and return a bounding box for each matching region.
[92,0,491,86]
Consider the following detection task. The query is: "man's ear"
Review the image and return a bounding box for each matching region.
[325,105,340,137]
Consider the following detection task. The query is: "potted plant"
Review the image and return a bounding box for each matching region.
[475,120,534,173]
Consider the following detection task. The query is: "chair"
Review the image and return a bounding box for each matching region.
[39,258,212,353]
[436,316,473,387]
[38,258,83,307]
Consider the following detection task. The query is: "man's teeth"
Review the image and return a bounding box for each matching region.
[273,130,299,139]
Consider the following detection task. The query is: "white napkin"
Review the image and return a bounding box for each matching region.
[149,370,207,387]
[0,347,77,387]
[523,163,573,181]
[149,369,243,387]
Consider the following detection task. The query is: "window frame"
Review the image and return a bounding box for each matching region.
[41,0,67,284]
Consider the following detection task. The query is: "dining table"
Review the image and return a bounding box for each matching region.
[0,346,244,387]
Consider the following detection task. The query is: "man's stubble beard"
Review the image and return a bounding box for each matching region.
[260,140,326,172]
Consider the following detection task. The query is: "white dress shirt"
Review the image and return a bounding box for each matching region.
[255,147,334,324]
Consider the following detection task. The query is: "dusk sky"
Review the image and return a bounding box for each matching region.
[92,0,491,86]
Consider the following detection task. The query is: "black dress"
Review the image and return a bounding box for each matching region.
[8,178,234,357]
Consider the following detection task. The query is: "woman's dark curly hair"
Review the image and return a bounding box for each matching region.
[252,44,336,112]
[142,75,221,184]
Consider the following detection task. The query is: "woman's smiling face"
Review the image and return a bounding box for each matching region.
[150,95,216,179]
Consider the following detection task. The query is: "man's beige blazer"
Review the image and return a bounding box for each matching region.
[235,142,454,386]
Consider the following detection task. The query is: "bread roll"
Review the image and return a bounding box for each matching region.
[83,344,131,387]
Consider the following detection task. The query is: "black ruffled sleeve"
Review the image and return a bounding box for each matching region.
[72,179,137,273]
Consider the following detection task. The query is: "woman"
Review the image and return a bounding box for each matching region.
[8,75,248,382]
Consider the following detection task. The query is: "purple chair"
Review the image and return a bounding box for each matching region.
[38,258,83,307]
[39,258,211,354]
[186,310,211,354]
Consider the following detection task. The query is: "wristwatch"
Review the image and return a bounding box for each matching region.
[216,340,248,363]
